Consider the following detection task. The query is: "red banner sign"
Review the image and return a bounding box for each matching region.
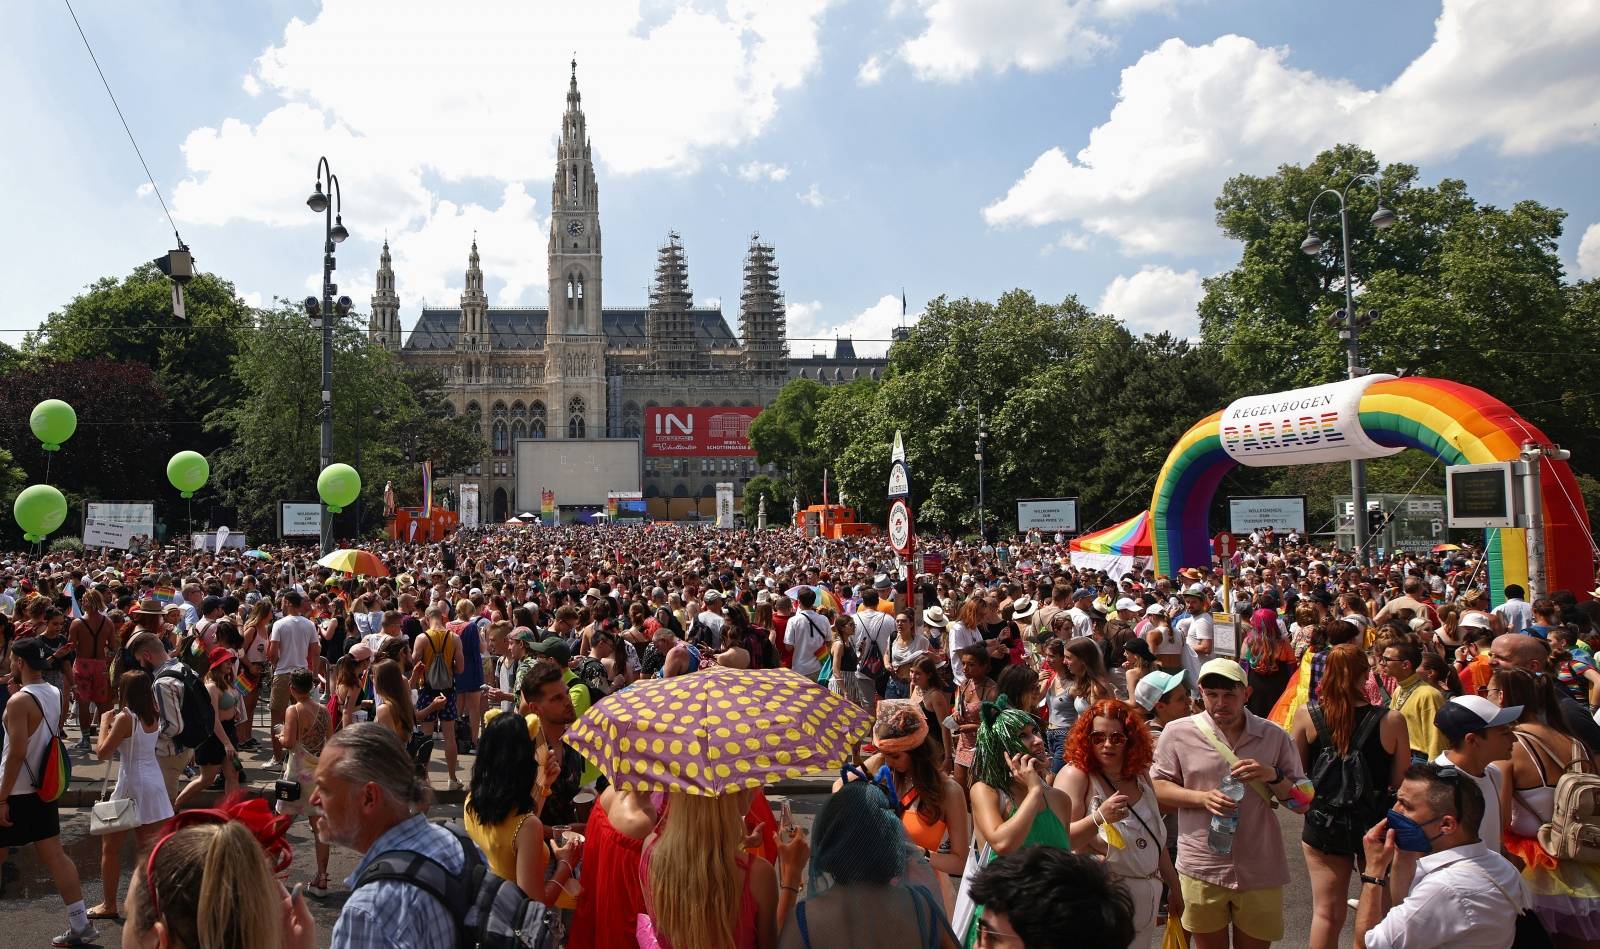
[644,407,761,456]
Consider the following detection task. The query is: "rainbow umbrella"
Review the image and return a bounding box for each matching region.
[316,548,389,577]
[243,549,272,561]
[785,584,841,613]
[566,667,871,795]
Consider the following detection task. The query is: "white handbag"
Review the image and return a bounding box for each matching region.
[89,752,140,837]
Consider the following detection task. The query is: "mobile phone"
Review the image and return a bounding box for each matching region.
[779,799,794,832]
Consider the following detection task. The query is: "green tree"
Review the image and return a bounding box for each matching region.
[1199,144,1598,485]
[741,474,792,525]
[746,378,831,505]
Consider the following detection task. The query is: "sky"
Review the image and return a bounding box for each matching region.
[5,0,1600,358]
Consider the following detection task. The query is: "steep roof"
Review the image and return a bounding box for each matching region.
[403,307,736,351]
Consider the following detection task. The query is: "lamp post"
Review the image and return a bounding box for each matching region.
[961,400,988,542]
[305,157,352,555]
[1300,173,1396,566]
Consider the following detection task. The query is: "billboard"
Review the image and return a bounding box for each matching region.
[1220,375,1405,468]
[607,491,647,522]
[1017,498,1078,533]
[643,407,761,456]
[459,483,480,529]
[1228,496,1307,534]
[83,502,155,549]
[279,502,322,538]
[517,438,640,509]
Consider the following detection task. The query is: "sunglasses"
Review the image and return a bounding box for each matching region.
[1090,731,1127,746]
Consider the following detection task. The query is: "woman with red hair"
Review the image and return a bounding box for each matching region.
[1053,699,1180,947]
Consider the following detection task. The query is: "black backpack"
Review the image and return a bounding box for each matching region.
[572,656,610,702]
[157,662,214,750]
[1304,703,1385,844]
[354,822,562,949]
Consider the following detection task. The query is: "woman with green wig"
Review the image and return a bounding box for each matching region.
[950,696,1075,946]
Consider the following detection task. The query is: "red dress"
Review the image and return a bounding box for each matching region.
[570,803,649,949]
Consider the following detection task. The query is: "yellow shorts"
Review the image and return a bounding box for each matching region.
[1178,874,1284,942]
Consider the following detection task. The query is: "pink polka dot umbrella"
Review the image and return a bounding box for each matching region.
[566,667,872,795]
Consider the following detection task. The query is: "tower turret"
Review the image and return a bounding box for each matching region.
[370,238,400,350]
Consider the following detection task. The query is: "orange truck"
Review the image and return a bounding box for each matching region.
[794,503,879,539]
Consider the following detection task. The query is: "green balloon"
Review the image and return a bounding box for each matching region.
[14,484,67,542]
[30,399,76,451]
[167,451,210,499]
[318,463,361,513]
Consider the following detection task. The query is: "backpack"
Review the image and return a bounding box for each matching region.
[354,822,563,949]
[1517,731,1600,864]
[856,614,890,692]
[687,616,718,651]
[572,656,610,702]
[176,633,209,676]
[21,691,71,803]
[423,630,456,692]
[745,629,779,670]
[1304,703,1385,845]
[157,662,214,750]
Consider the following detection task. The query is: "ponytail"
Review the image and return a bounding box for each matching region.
[197,821,283,949]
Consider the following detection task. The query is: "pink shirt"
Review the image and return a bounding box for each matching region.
[1150,710,1305,891]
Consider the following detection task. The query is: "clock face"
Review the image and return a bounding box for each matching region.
[566,219,585,236]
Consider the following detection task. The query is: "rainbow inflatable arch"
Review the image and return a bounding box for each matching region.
[1151,376,1592,603]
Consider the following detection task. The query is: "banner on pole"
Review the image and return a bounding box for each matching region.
[541,488,556,526]
[716,483,735,528]
[459,483,480,529]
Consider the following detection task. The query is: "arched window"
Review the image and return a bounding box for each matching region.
[530,400,547,438]
[511,400,525,418]
[622,400,642,440]
[510,419,526,443]
[492,420,509,454]
[492,401,508,419]
[567,396,586,439]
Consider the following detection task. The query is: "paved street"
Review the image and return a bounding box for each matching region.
[2,783,1342,948]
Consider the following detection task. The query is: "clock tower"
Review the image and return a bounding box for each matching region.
[547,58,606,438]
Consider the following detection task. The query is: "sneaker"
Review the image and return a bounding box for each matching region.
[447,778,464,792]
[52,924,98,947]
[238,738,261,751]
[73,737,92,752]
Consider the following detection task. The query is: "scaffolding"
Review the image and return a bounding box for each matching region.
[739,233,788,373]
[647,231,700,370]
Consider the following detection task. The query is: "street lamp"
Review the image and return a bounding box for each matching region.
[1302,172,1396,565]
[308,156,350,554]
[961,400,988,542]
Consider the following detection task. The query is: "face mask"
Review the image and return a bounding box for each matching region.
[1385,809,1443,853]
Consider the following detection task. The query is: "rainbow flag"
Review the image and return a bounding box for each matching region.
[540,488,555,526]
[420,460,433,518]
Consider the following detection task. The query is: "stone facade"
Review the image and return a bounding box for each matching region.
[373,61,885,522]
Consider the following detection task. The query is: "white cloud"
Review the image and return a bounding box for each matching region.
[1097,265,1203,337]
[1041,231,1092,254]
[738,160,790,182]
[1578,223,1600,280]
[241,74,261,97]
[857,54,886,85]
[900,0,1111,81]
[986,1,1600,254]
[380,184,549,318]
[239,290,264,308]
[135,182,154,198]
[787,295,909,357]
[797,183,827,207]
[172,0,835,237]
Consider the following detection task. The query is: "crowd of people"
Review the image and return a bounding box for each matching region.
[0,521,1598,948]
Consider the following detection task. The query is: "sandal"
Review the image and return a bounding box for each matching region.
[85,906,122,921]
[307,873,330,898]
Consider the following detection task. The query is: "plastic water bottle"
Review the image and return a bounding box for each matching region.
[1207,775,1247,854]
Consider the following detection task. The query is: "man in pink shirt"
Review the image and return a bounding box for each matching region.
[1152,658,1310,949]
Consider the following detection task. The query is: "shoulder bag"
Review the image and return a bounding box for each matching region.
[89,717,141,837]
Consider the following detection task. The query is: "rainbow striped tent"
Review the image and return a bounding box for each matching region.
[1067,511,1152,578]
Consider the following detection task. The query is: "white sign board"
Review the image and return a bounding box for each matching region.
[279,502,322,538]
[1016,498,1078,533]
[1228,496,1307,534]
[1447,463,1517,529]
[1220,375,1404,468]
[459,483,480,529]
[83,502,155,549]
[715,482,735,528]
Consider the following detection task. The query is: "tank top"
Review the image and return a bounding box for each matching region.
[1045,675,1076,730]
[464,803,536,883]
[10,683,61,794]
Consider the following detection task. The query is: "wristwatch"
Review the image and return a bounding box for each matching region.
[1271,765,1285,785]
[1359,873,1389,886]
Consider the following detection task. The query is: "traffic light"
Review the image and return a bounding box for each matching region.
[1366,508,1385,536]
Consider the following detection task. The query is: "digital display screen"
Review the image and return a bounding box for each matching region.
[1451,469,1509,520]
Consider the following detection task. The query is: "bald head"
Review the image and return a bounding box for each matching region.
[1490,632,1549,673]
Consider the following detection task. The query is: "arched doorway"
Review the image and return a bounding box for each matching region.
[1150,375,1591,603]
[493,487,509,524]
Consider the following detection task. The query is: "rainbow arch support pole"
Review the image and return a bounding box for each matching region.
[1151,376,1592,605]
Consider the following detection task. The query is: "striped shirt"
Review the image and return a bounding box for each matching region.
[333,814,464,949]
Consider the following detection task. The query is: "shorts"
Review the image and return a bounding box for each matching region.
[195,718,237,767]
[1178,874,1284,942]
[74,657,111,706]
[270,670,297,721]
[0,792,60,847]
[419,687,458,722]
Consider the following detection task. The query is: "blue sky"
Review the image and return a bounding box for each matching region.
[6,0,1599,357]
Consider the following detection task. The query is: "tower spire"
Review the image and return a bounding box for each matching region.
[370,238,400,350]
